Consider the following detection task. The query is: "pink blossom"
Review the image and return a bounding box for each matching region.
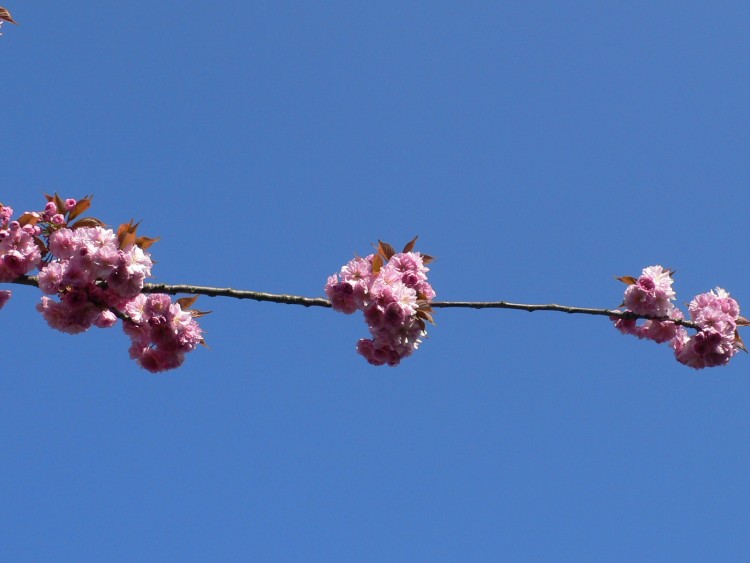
[122,293,204,373]
[95,310,118,328]
[671,287,742,370]
[674,329,737,369]
[48,229,78,259]
[325,276,362,314]
[0,290,11,309]
[0,206,13,227]
[0,226,42,282]
[327,243,435,366]
[37,262,67,294]
[36,296,101,334]
[623,265,675,316]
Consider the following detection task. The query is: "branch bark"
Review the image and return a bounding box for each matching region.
[10,275,701,330]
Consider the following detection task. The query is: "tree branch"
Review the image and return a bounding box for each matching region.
[10,275,701,330]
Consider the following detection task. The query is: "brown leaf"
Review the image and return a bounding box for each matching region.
[371,253,383,274]
[421,254,435,265]
[402,236,418,253]
[190,310,211,318]
[735,329,748,353]
[53,194,66,217]
[0,7,17,24]
[33,235,48,257]
[417,309,436,326]
[135,235,160,250]
[117,220,140,249]
[616,275,638,285]
[378,240,396,261]
[18,212,40,227]
[70,217,106,229]
[736,316,750,327]
[176,295,199,309]
[68,195,93,221]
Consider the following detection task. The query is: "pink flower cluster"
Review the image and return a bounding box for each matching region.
[614,266,746,369]
[0,205,42,283]
[0,195,205,373]
[123,293,204,373]
[326,240,435,366]
[37,225,154,333]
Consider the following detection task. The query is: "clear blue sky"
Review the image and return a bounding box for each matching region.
[2,2,750,561]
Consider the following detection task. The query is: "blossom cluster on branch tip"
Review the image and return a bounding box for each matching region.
[613,265,748,369]
[0,194,206,372]
[326,237,436,366]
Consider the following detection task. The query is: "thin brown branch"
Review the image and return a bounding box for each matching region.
[10,275,701,330]
[142,282,332,308]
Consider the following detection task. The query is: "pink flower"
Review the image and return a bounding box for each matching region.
[623,265,675,316]
[36,296,101,334]
[328,242,435,366]
[0,290,11,309]
[48,229,77,259]
[672,287,742,370]
[0,226,42,282]
[688,287,739,334]
[674,329,737,369]
[122,293,204,373]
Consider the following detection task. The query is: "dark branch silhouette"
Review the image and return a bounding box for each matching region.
[10,275,702,330]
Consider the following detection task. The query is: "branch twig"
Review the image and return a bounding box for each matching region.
[10,275,701,330]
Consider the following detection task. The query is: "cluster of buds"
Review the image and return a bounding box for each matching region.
[326,238,435,366]
[0,194,205,372]
[613,265,747,369]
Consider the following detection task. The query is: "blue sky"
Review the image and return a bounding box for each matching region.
[2,2,750,561]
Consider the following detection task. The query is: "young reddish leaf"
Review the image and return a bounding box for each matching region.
[117,220,140,249]
[402,236,419,253]
[54,194,66,216]
[735,329,748,353]
[421,254,435,265]
[70,217,106,229]
[190,309,211,318]
[616,276,638,285]
[0,7,17,24]
[417,309,436,326]
[18,212,40,227]
[176,295,200,309]
[135,235,160,250]
[737,316,750,327]
[32,236,48,257]
[371,253,383,274]
[378,240,396,261]
[68,195,93,221]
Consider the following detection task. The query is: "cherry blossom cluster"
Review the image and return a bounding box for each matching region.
[613,266,747,369]
[122,293,205,373]
[326,238,435,366]
[0,195,205,372]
